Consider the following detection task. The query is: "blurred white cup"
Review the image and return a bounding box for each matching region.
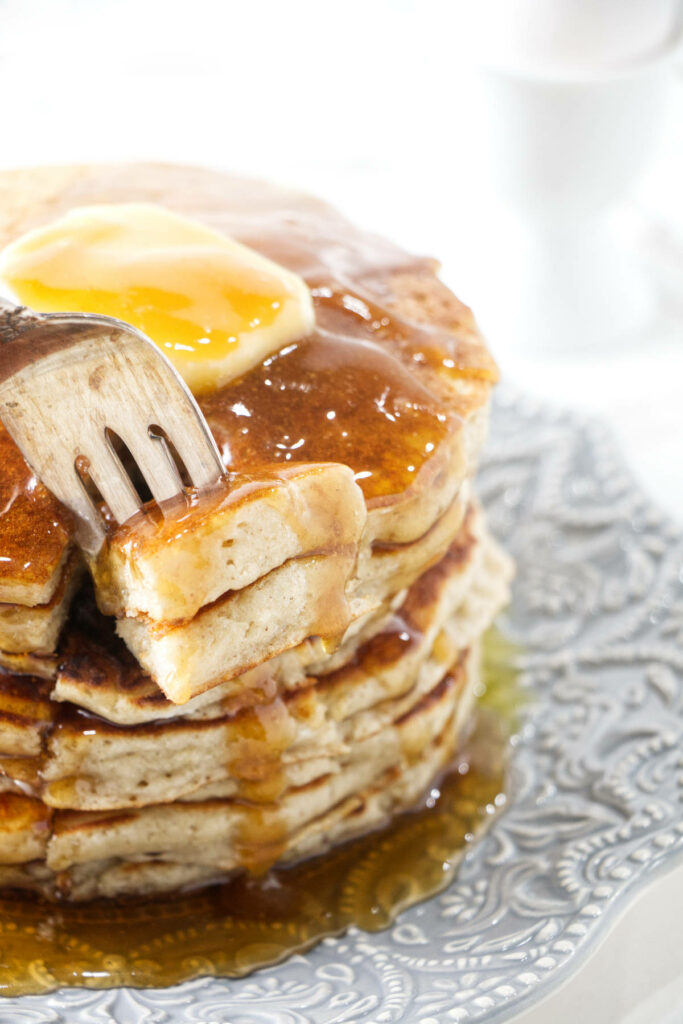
[465,0,682,73]
[455,0,683,352]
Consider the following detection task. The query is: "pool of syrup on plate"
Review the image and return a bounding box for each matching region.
[0,630,520,997]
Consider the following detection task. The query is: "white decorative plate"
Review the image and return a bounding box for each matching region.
[2,393,682,1023]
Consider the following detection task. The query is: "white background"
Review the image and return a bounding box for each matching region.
[0,0,681,520]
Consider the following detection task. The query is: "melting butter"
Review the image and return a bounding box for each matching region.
[0,203,315,395]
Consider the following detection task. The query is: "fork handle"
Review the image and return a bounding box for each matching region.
[0,296,41,345]
[0,299,77,384]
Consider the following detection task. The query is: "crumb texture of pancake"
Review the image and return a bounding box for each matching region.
[0,164,513,899]
[92,462,366,623]
[0,649,478,899]
[0,521,512,897]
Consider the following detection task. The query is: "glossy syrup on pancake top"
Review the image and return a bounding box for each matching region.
[201,271,497,502]
[0,168,497,523]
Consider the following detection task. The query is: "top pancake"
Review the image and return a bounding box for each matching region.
[0,164,497,683]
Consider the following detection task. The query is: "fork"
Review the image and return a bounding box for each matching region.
[0,300,226,554]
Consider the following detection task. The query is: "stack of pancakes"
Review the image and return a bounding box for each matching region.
[0,165,512,900]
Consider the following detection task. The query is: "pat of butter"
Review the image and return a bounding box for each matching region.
[0,203,315,395]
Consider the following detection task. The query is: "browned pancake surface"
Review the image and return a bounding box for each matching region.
[0,164,496,514]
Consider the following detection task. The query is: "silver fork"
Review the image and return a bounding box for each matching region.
[0,300,226,554]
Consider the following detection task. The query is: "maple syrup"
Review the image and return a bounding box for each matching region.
[0,631,519,997]
[0,167,498,584]
[0,426,72,600]
[203,331,452,502]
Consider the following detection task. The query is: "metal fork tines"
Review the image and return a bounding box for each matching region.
[0,303,225,554]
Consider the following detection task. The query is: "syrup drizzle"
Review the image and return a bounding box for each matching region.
[0,165,497,579]
[203,331,452,501]
[0,427,72,597]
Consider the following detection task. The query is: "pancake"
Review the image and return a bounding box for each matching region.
[0,793,48,865]
[0,649,58,680]
[0,424,82,667]
[0,644,477,900]
[92,462,365,623]
[43,532,511,812]
[0,424,73,607]
[0,674,54,758]
[0,164,496,706]
[0,511,511,812]
[54,589,397,725]
[0,722,464,900]
[0,164,512,901]
[53,501,484,725]
[117,485,471,703]
[0,553,84,655]
[118,549,360,705]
